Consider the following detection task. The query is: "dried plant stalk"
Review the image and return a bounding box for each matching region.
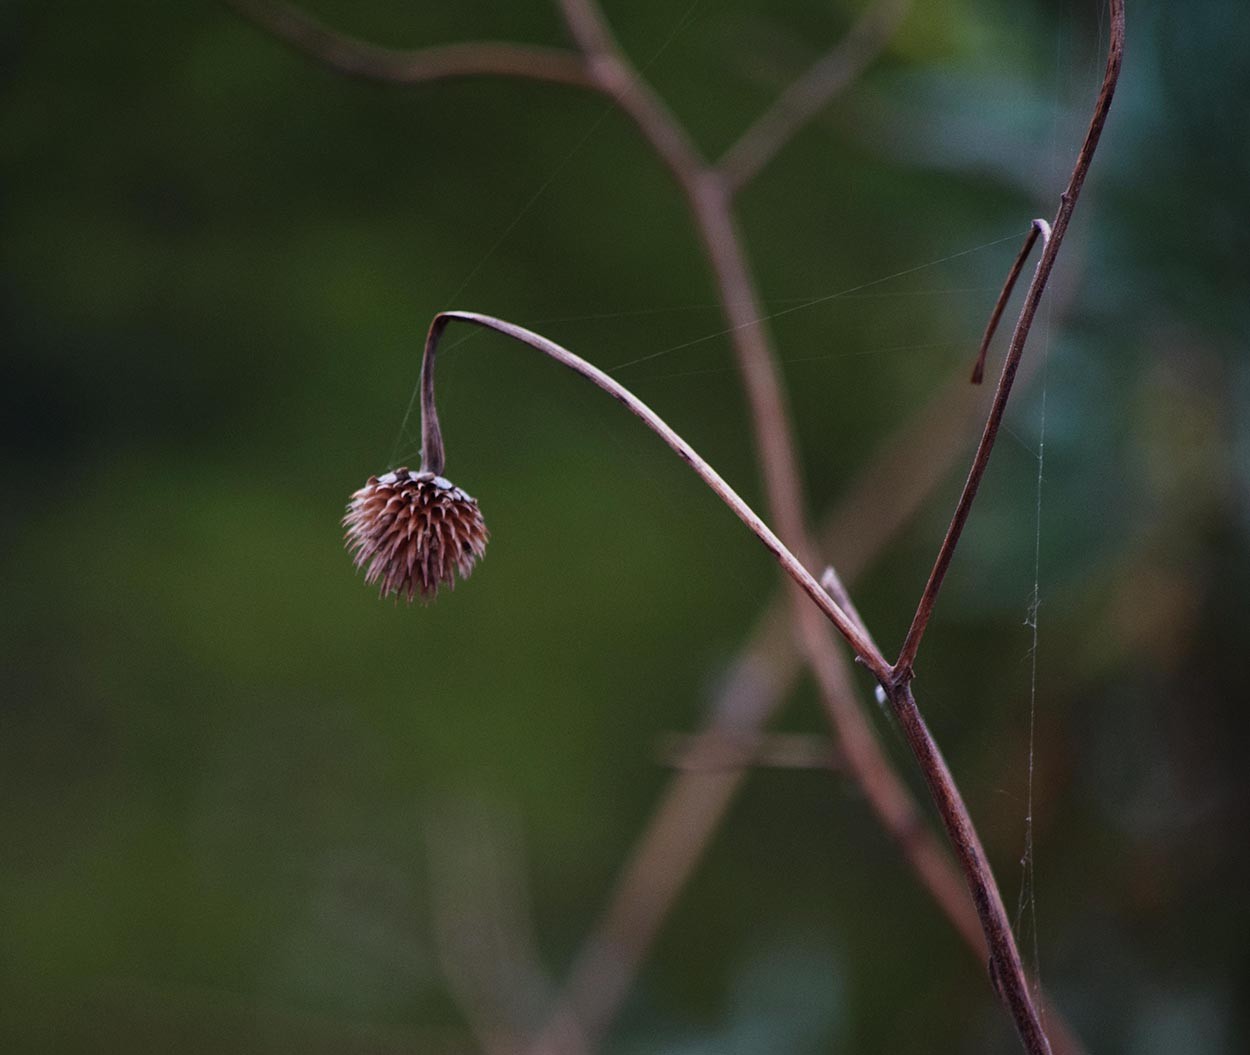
[896,1,1125,680]
[230,1,1125,1050]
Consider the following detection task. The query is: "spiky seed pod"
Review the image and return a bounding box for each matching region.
[343,467,488,603]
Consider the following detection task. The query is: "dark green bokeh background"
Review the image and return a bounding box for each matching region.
[3,1,1248,1051]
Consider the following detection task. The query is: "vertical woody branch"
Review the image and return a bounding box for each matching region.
[895,0,1125,681]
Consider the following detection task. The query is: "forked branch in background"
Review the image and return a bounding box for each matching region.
[719,0,913,192]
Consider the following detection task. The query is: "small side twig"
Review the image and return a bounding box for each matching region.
[894,0,1124,681]
[225,0,594,89]
[971,219,1051,384]
[719,0,912,193]
[820,564,874,651]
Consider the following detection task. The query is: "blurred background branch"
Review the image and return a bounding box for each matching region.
[719,0,913,193]
[225,0,595,88]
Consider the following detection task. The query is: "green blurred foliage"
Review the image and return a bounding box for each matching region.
[2,0,1248,1052]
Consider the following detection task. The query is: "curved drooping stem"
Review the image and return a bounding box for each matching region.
[417,310,892,684]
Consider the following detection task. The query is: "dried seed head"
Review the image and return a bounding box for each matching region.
[343,467,488,603]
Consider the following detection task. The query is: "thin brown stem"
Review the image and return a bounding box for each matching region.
[971,220,1051,384]
[419,311,892,682]
[887,685,1048,1052]
[719,0,912,194]
[820,565,874,649]
[225,0,595,89]
[895,0,1125,681]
